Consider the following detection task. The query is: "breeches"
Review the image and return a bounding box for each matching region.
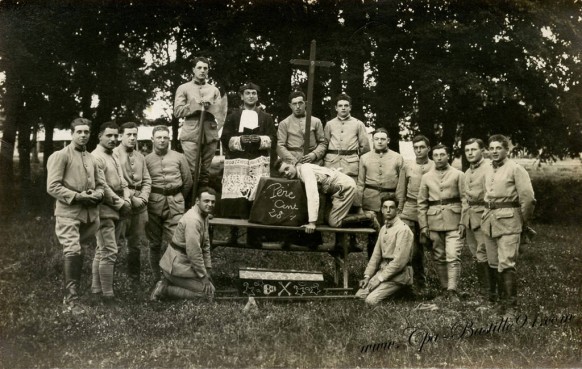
[326,175,356,227]
[55,216,100,257]
[466,227,498,267]
[181,140,217,184]
[162,270,206,293]
[430,230,463,263]
[95,218,120,264]
[491,233,520,271]
[356,281,402,306]
[121,210,148,254]
[146,211,181,252]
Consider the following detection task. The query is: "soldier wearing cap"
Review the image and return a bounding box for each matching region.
[418,144,465,302]
[481,134,535,315]
[47,118,106,314]
[145,125,193,283]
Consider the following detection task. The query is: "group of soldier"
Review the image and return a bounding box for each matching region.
[47,56,535,317]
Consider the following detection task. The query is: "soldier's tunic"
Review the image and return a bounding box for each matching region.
[357,149,404,213]
[91,145,130,297]
[418,164,465,291]
[323,115,370,191]
[482,158,535,271]
[297,163,356,228]
[160,204,212,296]
[355,217,414,305]
[174,80,222,185]
[460,158,497,266]
[145,149,193,280]
[277,114,327,165]
[113,145,152,279]
[395,158,435,285]
[47,143,105,256]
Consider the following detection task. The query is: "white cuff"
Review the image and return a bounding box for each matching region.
[229,137,243,151]
[259,136,272,150]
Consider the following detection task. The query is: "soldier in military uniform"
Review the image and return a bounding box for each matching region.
[145,125,193,283]
[482,134,535,315]
[418,144,465,302]
[47,118,105,314]
[91,122,131,304]
[460,138,498,302]
[357,128,403,257]
[396,135,434,290]
[113,122,151,289]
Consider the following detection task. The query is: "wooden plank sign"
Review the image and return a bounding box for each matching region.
[238,267,324,297]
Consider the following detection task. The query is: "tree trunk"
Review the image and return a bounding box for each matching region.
[0,81,20,218]
[17,111,32,217]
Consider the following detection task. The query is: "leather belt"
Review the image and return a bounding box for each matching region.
[483,201,520,209]
[327,149,357,155]
[383,257,412,266]
[170,241,186,253]
[365,184,396,193]
[128,184,142,191]
[151,186,182,196]
[428,197,461,206]
[286,147,304,152]
[406,196,417,203]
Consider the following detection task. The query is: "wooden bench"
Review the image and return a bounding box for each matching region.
[209,218,376,290]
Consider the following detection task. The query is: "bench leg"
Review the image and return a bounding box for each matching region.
[340,234,349,289]
[334,256,340,286]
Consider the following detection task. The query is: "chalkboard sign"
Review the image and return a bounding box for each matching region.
[249,177,308,226]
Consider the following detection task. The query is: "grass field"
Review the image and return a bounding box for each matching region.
[0,216,580,368]
[0,157,580,368]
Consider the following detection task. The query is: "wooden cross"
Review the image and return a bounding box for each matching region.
[290,40,335,153]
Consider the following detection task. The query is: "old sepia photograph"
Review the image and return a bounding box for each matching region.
[0,0,580,368]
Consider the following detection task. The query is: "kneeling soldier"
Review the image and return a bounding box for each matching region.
[150,188,217,301]
[356,195,414,305]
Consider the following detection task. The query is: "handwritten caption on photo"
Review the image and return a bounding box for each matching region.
[360,312,577,354]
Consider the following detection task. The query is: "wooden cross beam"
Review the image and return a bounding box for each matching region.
[290,40,335,153]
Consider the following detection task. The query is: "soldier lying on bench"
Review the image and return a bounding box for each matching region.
[274,159,379,234]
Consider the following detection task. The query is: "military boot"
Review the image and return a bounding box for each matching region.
[432,263,449,302]
[63,255,85,315]
[476,262,490,299]
[495,271,506,313]
[149,246,161,282]
[340,212,376,227]
[487,267,499,303]
[127,248,141,289]
[501,269,518,316]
